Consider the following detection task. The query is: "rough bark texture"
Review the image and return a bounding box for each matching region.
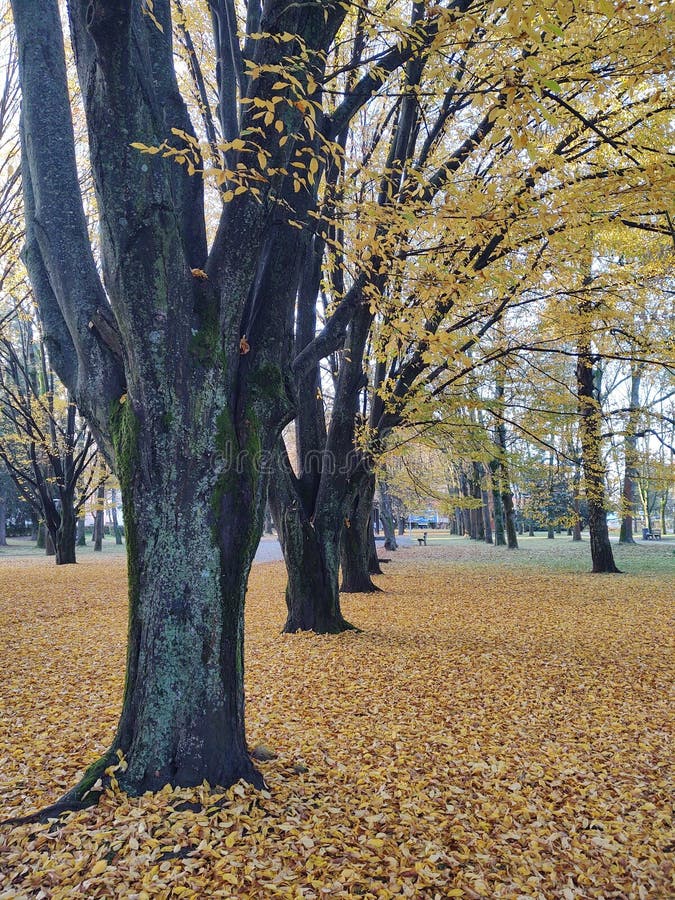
[12,0,347,800]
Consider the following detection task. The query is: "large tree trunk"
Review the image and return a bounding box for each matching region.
[97,405,266,794]
[0,494,6,546]
[268,443,352,634]
[11,0,347,809]
[576,340,620,574]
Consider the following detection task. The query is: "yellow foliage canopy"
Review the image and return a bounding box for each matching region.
[0,550,672,898]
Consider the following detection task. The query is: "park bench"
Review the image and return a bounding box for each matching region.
[642,528,662,541]
[417,532,427,546]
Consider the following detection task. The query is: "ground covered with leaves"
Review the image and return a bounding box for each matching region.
[0,542,672,898]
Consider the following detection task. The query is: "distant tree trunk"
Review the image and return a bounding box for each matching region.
[619,365,642,543]
[93,481,105,552]
[111,488,123,545]
[494,375,518,549]
[571,455,583,541]
[368,522,382,575]
[481,489,493,544]
[659,493,667,535]
[0,495,6,546]
[45,529,55,556]
[572,505,582,541]
[502,491,519,549]
[263,503,274,535]
[398,515,405,536]
[55,497,77,565]
[458,470,472,536]
[546,451,555,539]
[268,443,352,634]
[491,470,506,546]
[36,521,45,548]
[378,476,397,551]
[468,465,482,540]
[341,471,380,592]
[77,514,86,546]
[576,337,620,573]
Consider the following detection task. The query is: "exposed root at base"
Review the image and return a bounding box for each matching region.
[0,750,266,828]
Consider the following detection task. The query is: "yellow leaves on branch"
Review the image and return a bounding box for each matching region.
[0,547,672,898]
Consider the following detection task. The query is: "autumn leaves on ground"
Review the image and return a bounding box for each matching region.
[0,542,672,899]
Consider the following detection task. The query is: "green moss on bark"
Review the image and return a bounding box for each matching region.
[109,397,142,710]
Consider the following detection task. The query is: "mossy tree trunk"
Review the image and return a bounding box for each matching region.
[111,488,123,544]
[13,0,347,803]
[102,400,268,792]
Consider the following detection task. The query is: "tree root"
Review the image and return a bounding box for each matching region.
[0,748,269,828]
[0,752,116,827]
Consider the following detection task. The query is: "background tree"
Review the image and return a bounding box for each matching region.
[0,308,101,563]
